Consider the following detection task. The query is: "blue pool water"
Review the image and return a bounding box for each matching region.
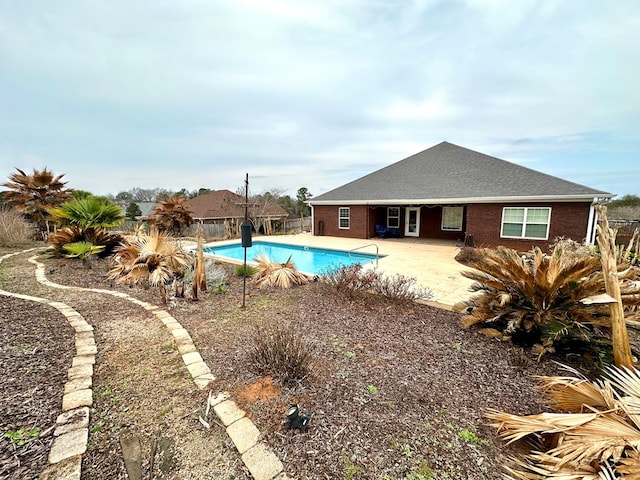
[202,241,381,275]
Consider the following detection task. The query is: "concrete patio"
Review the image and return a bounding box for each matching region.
[221,234,475,308]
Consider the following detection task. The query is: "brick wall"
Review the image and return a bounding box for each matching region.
[313,202,593,249]
[465,202,592,251]
[312,205,371,238]
[420,207,465,241]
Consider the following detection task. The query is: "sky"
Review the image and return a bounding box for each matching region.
[0,0,638,200]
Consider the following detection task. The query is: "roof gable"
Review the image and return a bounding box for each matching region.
[311,142,611,204]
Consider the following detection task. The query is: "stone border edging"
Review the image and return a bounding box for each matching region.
[210,393,293,480]
[28,254,293,480]
[0,250,93,480]
[28,257,216,390]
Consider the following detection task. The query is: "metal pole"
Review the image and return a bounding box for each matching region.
[242,173,249,308]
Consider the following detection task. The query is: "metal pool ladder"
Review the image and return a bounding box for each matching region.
[348,243,380,267]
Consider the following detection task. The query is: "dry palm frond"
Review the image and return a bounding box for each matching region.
[454,243,637,359]
[489,365,640,478]
[108,229,193,301]
[252,254,309,289]
[605,365,640,402]
[486,410,598,444]
[502,452,602,479]
[547,412,640,466]
[536,375,617,413]
[503,452,621,479]
[148,195,194,236]
[617,447,640,477]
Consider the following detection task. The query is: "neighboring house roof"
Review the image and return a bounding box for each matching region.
[136,202,160,218]
[187,190,289,220]
[311,142,612,205]
[120,202,159,219]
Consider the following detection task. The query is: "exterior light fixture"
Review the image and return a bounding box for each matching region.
[285,404,311,432]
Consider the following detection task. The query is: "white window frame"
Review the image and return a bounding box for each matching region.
[441,206,463,231]
[338,207,350,229]
[387,207,400,229]
[500,207,551,240]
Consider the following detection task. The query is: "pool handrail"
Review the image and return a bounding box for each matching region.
[348,243,379,268]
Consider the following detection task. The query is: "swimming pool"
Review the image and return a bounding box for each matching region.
[202,241,382,275]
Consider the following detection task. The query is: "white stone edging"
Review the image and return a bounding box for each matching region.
[0,251,93,480]
[1,250,293,480]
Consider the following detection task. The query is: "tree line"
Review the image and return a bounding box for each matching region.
[0,167,313,239]
[109,185,312,219]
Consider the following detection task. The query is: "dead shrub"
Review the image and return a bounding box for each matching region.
[454,246,484,266]
[0,208,34,247]
[247,324,315,387]
[321,263,378,298]
[321,264,432,302]
[373,273,433,302]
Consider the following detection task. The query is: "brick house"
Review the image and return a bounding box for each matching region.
[309,142,612,250]
[187,190,288,233]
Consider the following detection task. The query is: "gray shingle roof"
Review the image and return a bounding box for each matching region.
[311,142,611,205]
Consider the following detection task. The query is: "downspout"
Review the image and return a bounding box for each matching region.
[585,197,597,245]
[366,203,370,239]
[310,204,314,235]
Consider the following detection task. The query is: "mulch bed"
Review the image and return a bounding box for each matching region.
[0,296,74,479]
[0,248,579,479]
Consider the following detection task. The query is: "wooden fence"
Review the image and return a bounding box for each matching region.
[117,216,312,240]
[609,219,639,248]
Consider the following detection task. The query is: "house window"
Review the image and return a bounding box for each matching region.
[387,207,400,228]
[339,207,350,229]
[441,206,463,231]
[501,207,551,240]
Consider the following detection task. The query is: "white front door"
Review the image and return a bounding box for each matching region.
[405,207,420,237]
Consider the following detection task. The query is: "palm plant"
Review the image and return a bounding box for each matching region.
[2,167,73,239]
[108,229,192,302]
[252,254,309,289]
[453,243,640,359]
[48,196,124,257]
[62,241,105,267]
[487,365,640,478]
[48,195,124,230]
[148,195,194,236]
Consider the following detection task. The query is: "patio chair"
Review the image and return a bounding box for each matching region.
[376,224,402,238]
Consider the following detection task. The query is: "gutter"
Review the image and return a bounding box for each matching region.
[310,194,613,206]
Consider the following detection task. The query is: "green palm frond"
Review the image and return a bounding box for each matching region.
[48,196,124,229]
[62,241,105,260]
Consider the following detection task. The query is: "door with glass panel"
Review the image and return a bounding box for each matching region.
[404,207,420,237]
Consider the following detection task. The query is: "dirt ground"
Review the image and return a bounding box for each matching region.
[0,245,577,479]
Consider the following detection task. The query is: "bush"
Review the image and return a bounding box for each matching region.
[373,273,433,302]
[48,227,124,258]
[453,244,640,361]
[184,259,228,291]
[0,208,34,247]
[247,324,315,387]
[321,263,378,298]
[236,264,256,277]
[321,264,431,302]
